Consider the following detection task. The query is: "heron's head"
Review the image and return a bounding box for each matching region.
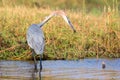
[53,10,76,33]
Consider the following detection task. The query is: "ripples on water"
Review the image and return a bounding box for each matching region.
[0,59,120,80]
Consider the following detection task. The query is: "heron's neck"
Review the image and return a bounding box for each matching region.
[37,14,54,27]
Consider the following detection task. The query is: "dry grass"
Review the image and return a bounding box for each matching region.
[0,6,120,60]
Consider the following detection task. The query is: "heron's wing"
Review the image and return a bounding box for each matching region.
[32,33,45,54]
[27,25,45,54]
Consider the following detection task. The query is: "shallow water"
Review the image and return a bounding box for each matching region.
[0,59,120,80]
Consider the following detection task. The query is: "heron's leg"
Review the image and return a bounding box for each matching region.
[32,49,37,71]
[40,54,42,72]
[39,54,42,79]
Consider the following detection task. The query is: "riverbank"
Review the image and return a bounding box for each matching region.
[0,6,120,60]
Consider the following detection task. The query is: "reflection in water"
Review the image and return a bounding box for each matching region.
[31,70,42,80]
[31,69,38,80]
[0,59,120,80]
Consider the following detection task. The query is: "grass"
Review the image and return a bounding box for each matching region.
[0,1,120,60]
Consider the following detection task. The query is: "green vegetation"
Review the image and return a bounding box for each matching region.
[0,0,120,60]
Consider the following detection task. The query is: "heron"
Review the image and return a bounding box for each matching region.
[26,10,76,74]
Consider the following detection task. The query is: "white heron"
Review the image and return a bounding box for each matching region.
[26,10,76,73]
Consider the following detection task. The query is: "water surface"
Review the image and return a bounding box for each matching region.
[0,59,120,80]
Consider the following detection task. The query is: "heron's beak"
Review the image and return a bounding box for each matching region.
[62,15,76,33]
[67,17,76,33]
